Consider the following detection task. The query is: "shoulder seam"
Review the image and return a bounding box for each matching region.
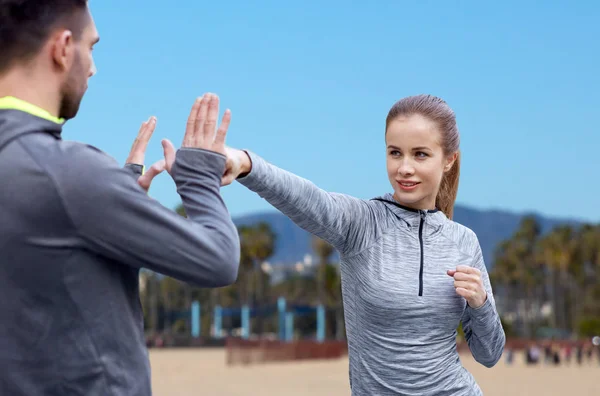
[342,201,401,260]
[437,223,478,260]
[16,138,82,238]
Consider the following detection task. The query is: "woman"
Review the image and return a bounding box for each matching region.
[222,94,505,395]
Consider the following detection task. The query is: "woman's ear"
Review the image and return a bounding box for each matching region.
[444,152,458,172]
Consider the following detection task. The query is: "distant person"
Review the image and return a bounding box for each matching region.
[220,94,506,394]
[577,345,584,365]
[564,344,572,365]
[544,343,552,364]
[505,348,514,365]
[0,1,239,395]
[552,344,561,365]
[532,344,542,364]
[586,345,594,363]
[526,344,541,365]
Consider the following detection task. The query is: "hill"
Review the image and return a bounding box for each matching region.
[233,204,580,270]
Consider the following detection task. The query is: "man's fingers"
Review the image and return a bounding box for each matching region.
[447,269,456,277]
[133,120,148,148]
[203,93,219,142]
[127,116,157,164]
[194,94,210,146]
[137,117,156,152]
[184,98,201,147]
[161,139,176,173]
[214,109,231,149]
[137,159,166,192]
[127,121,147,157]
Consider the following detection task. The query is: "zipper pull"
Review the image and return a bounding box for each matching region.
[420,210,427,220]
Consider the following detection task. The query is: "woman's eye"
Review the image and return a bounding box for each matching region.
[416,151,428,158]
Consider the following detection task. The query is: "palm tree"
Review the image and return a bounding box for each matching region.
[491,216,543,337]
[312,236,334,305]
[139,270,160,333]
[312,236,347,339]
[160,276,188,333]
[238,222,275,336]
[174,204,193,332]
[513,217,543,336]
[491,241,518,313]
[577,225,600,323]
[537,225,579,333]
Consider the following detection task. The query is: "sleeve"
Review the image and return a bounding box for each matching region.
[236,150,379,255]
[55,144,240,287]
[460,238,506,367]
[123,163,144,180]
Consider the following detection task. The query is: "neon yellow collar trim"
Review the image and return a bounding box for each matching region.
[0,96,64,124]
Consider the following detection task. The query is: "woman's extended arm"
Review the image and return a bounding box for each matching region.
[226,149,379,254]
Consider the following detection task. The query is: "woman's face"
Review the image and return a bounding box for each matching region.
[385,114,456,211]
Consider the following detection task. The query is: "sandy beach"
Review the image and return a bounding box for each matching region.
[149,348,599,396]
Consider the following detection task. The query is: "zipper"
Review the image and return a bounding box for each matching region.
[418,210,426,296]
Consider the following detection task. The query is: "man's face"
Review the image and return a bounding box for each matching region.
[58,8,99,120]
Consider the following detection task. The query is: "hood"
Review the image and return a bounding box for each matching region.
[370,192,449,229]
[0,97,63,151]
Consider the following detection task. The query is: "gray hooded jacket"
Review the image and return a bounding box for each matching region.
[238,151,505,396]
[0,103,240,396]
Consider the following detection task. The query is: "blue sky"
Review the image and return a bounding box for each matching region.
[65,0,599,222]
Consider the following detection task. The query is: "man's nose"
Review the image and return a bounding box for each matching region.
[90,58,97,77]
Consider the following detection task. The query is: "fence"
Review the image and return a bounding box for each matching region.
[225,337,348,365]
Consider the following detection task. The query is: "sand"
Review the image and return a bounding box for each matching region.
[149,348,599,396]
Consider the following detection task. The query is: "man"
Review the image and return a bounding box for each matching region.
[0,1,240,395]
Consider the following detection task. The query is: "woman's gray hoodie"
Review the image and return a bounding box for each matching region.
[237,151,505,396]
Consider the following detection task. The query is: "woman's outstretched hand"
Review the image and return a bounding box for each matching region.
[221,146,251,186]
[447,266,487,309]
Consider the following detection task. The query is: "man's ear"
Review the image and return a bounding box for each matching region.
[51,30,75,71]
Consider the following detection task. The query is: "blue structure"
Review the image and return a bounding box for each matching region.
[202,298,327,343]
[191,301,201,338]
[241,305,250,339]
[277,297,286,340]
[316,304,325,343]
[213,305,223,338]
[285,312,294,342]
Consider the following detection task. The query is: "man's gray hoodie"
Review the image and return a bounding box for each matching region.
[0,103,240,396]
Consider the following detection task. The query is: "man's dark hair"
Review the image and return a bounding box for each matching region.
[0,0,89,74]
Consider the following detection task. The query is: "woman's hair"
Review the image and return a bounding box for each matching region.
[385,94,460,219]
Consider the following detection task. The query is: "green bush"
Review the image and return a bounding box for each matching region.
[578,317,600,337]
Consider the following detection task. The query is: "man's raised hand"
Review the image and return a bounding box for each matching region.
[126,116,156,166]
[161,93,232,175]
[125,116,166,193]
